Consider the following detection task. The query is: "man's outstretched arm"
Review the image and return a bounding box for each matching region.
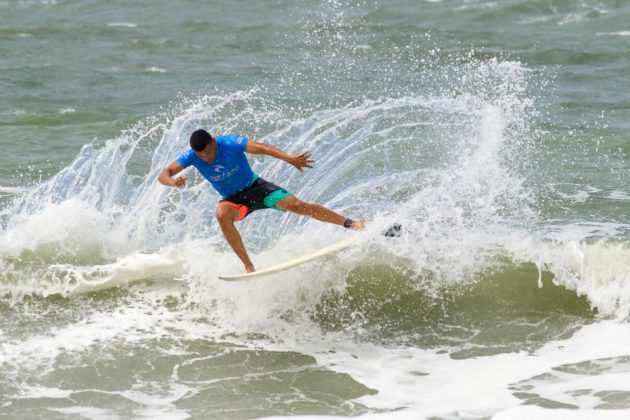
[245,140,315,172]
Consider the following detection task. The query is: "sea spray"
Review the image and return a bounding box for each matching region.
[0,57,550,310]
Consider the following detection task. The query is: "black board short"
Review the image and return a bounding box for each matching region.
[218,177,292,221]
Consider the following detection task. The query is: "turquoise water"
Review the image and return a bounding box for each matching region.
[1,0,629,418]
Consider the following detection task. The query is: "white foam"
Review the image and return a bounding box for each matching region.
[455,1,498,11]
[15,385,72,399]
[541,221,624,242]
[596,31,630,37]
[609,191,630,200]
[557,189,590,203]
[0,185,30,195]
[20,383,191,420]
[274,321,630,418]
[0,288,200,374]
[493,406,630,419]
[0,198,132,260]
[146,67,166,73]
[107,22,137,28]
[50,407,116,420]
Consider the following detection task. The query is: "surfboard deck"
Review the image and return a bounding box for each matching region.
[218,223,402,282]
[218,236,358,281]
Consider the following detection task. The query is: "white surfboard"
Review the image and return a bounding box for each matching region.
[218,236,358,281]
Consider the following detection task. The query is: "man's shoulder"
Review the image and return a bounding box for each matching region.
[175,148,197,166]
[179,148,195,158]
[217,134,248,148]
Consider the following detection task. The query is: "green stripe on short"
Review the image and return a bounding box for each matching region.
[264,188,292,210]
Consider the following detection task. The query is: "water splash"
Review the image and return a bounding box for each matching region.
[0,53,626,325]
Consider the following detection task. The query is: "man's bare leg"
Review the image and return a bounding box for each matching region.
[215,204,255,272]
[275,195,365,229]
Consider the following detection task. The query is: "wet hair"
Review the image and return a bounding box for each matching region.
[189,129,214,151]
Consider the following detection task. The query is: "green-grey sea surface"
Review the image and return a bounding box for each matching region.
[1,0,629,419]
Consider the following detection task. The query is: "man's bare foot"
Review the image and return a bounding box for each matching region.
[350,219,366,230]
[245,263,255,273]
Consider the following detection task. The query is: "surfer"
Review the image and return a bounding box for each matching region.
[158,129,365,273]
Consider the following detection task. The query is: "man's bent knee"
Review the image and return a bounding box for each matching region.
[216,204,239,224]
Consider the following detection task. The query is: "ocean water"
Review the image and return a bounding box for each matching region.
[0,0,629,418]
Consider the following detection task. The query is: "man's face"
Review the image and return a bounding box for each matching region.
[194,142,216,163]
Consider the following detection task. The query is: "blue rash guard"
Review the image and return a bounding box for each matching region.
[175,135,256,198]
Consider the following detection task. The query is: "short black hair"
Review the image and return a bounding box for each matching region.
[189,129,214,151]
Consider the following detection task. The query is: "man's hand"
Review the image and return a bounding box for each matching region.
[287,152,315,173]
[246,141,315,172]
[173,175,188,187]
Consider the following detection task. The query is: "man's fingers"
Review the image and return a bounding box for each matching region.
[291,153,316,172]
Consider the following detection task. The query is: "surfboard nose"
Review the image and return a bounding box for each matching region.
[383,224,402,237]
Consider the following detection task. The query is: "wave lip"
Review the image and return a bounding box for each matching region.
[52,247,188,295]
[507,237,630,320]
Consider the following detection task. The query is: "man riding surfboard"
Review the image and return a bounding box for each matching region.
[158,129,365,273]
